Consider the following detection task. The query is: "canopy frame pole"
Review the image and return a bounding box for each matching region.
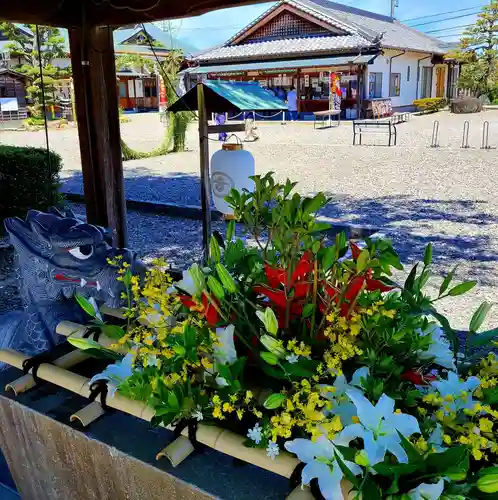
[198,83,212,262]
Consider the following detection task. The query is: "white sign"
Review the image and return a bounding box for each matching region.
[304,74,310,87]
[127,79,135,98]
[135,79,144,98]
[341,75,357,82]
[0,97,18,111]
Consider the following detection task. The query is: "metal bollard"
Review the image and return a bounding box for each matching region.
[430,120,440,148]
[281,110,286,125]
[481,121,491,149]
[461,121,470,149]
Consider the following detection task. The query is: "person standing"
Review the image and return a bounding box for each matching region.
[287,86,298,121]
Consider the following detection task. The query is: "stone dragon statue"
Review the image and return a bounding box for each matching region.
[0,209,143,370]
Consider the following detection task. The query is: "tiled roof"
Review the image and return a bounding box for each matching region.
[299,0,448,54]
[196,34,372,61]
[199,0,449,63]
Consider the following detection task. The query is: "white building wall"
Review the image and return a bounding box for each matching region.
[365,50,439,109]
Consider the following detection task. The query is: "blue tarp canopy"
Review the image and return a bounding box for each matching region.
[167,81,287,114]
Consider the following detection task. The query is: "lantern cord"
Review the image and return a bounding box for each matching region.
[35,25,53,200]
[224,134,243,145]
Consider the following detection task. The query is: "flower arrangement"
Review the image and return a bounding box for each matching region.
[74,173,498,499]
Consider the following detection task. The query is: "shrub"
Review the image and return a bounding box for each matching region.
[0,145,63,231]
[24,117,46,127]
[412,97,446,113]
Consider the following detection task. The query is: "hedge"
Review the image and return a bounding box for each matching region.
[0,145,63,230]
[412,98,446,113]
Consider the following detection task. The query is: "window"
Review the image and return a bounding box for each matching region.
[0,86,7,97]
[369,72,383,98]
[407,66,411,82]
[119,81,127,98]
[390,73,401,97]
[421,67,433,99]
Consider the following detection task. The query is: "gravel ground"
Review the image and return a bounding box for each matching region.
[1,110,498,330]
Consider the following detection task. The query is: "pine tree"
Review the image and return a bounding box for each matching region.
[455,1,498,99]
[0,23,67,115]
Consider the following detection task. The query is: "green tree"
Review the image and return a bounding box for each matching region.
[454,1,498,98]
[0,23,68,116]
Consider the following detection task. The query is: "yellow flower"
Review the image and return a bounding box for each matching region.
[253,409,263,418]
[229,394,238,403]
[415,437,428,453]
[352,416,360,424]
[213,406,224,420]
[236,409,245,420]
[212,395,221,406]
[330,415,343,432]
[443,434,452,445]
[222,403,234,413]
[245,390,253,404]
[201,357,213,370]
[479,418,493,433]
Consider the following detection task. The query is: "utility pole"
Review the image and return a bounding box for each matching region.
[391,0,399,18]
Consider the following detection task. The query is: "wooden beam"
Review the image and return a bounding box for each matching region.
[207,123,246,134]
[198,84,212,263]
[69,26,127,247]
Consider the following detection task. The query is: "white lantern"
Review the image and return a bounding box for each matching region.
[210,143,255,215]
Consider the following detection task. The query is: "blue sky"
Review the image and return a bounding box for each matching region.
[167,0,487,52]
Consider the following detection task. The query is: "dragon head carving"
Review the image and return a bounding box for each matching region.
[5,210,143,309]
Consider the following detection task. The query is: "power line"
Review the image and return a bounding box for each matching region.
[436,33,467,38]
[409,11,482,28]
[401,5,485,23]
[425,24,473,34]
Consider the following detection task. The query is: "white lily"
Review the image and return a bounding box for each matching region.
[89,352,135,397]
[88,297,103,322]
[418,324,456,370]
[284,436,361,500]
[408,479,445,499]
[175,268,199,296]
[321,367,370,425]
[336,391,420,466]
[430,371,480,414]
[213,325,237,365]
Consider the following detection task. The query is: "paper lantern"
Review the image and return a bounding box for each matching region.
[210,143,255,215]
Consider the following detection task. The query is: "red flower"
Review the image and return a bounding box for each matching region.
[179,293,220,326]
[366,278,395,293]
[350,241,362,260]
[202,293,220,326]
[253,286,287,309]
[263,252,313,289]
[401,370,437,386]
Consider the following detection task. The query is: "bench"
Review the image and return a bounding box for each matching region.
[313,109,341,129]
[353,120,397,146]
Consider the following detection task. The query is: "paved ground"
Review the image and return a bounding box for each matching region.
[1,110,498,329]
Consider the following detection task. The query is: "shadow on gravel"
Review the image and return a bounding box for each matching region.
[319,194,498,284]
[62,171,498,283]
[62,169,204,206]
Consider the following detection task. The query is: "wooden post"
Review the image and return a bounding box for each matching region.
[356,66,363,120]
[198,83,212,262]
[296,70,301,116]
[68,26,127,247]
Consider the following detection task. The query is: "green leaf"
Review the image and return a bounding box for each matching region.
[427,446,468,473]
[361,476,382,500]
[334,445,356,462]
[207,275,225,300]
[469,327,498,348]
[322,246,335,270]
[75,293,98,319]
[311,240,321,253]
[303,193,326,215]
[184,325,197,349]
[373,462,420,477]
[439,265,457,296]
[217,363,233,384]
[448,281,476,297]
[283,359,318,378]
[101,324,126,339]
[210,235,221,263]
[302,304,315,318]
[479,466,498,477]
[424,243,433,266]
[404,264,418,292]
[397,431,422,463]
[469,301,492,333]
[260,351,279,365]
[356,249,369,272]
[67,336,122,360]
[226,219,235,241]
[334,452,360,488]
[167,390,181,411]
[216,263,237,293]
[309,221,332,233]
[263,393,286,409]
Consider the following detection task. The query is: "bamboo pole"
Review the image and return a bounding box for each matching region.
[0,347,300,478]
[6,349,91,395]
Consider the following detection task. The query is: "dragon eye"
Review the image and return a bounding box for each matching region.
[68,245,94,260]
